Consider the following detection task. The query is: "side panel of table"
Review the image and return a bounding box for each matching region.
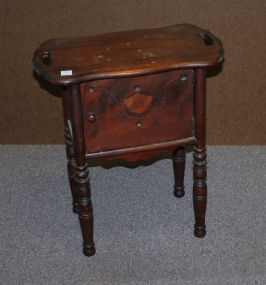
[80,69,194,156]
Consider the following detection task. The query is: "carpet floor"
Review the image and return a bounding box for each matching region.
[0,146,265,285]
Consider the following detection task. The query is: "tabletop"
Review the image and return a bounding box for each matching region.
[32,24,224,85]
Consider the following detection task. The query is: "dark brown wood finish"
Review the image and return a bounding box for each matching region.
[32,24,223,85]
[32,24,224,256]
[62,88,79,214]
[173,147,186,198]
[81,69,194,155]
[68,84,95,256]
[85,137,195,160]
[193,69,207,238]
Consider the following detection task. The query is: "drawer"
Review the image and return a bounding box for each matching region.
[80,69,194,154]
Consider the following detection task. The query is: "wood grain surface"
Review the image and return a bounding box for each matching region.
[80,69,194,155]
[1,0,265,144]
[33,24,223,85]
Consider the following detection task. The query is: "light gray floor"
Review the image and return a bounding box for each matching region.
[0,146,265,285]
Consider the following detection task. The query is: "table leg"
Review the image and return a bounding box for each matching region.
[64,120,79,214]
[67,84,95,256]
[193,147,207,237]
[193,69,207,238]
[173,146,185,198]
[75,162,95,256]
[62,89,79,214]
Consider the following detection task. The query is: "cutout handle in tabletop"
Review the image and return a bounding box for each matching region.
[200,33,214,46]
[41,51,52,65]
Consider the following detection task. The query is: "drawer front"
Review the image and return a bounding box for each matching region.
[80,69,194,154]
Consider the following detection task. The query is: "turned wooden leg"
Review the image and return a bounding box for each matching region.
[64,120,79,214]
[62,88,79,214]
[173,146,186,198]
[75,162,95,256]
[63,84,95,256]
[193,69,207,238]
[193,147,207,237]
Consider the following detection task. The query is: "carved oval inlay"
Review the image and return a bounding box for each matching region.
[123,92,153,114]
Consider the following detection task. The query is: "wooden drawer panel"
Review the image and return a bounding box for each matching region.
[80,69,194,154]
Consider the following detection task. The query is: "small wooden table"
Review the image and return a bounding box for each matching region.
[32,24,224,256]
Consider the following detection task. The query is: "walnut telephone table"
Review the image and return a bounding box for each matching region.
[32,24,224,256]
